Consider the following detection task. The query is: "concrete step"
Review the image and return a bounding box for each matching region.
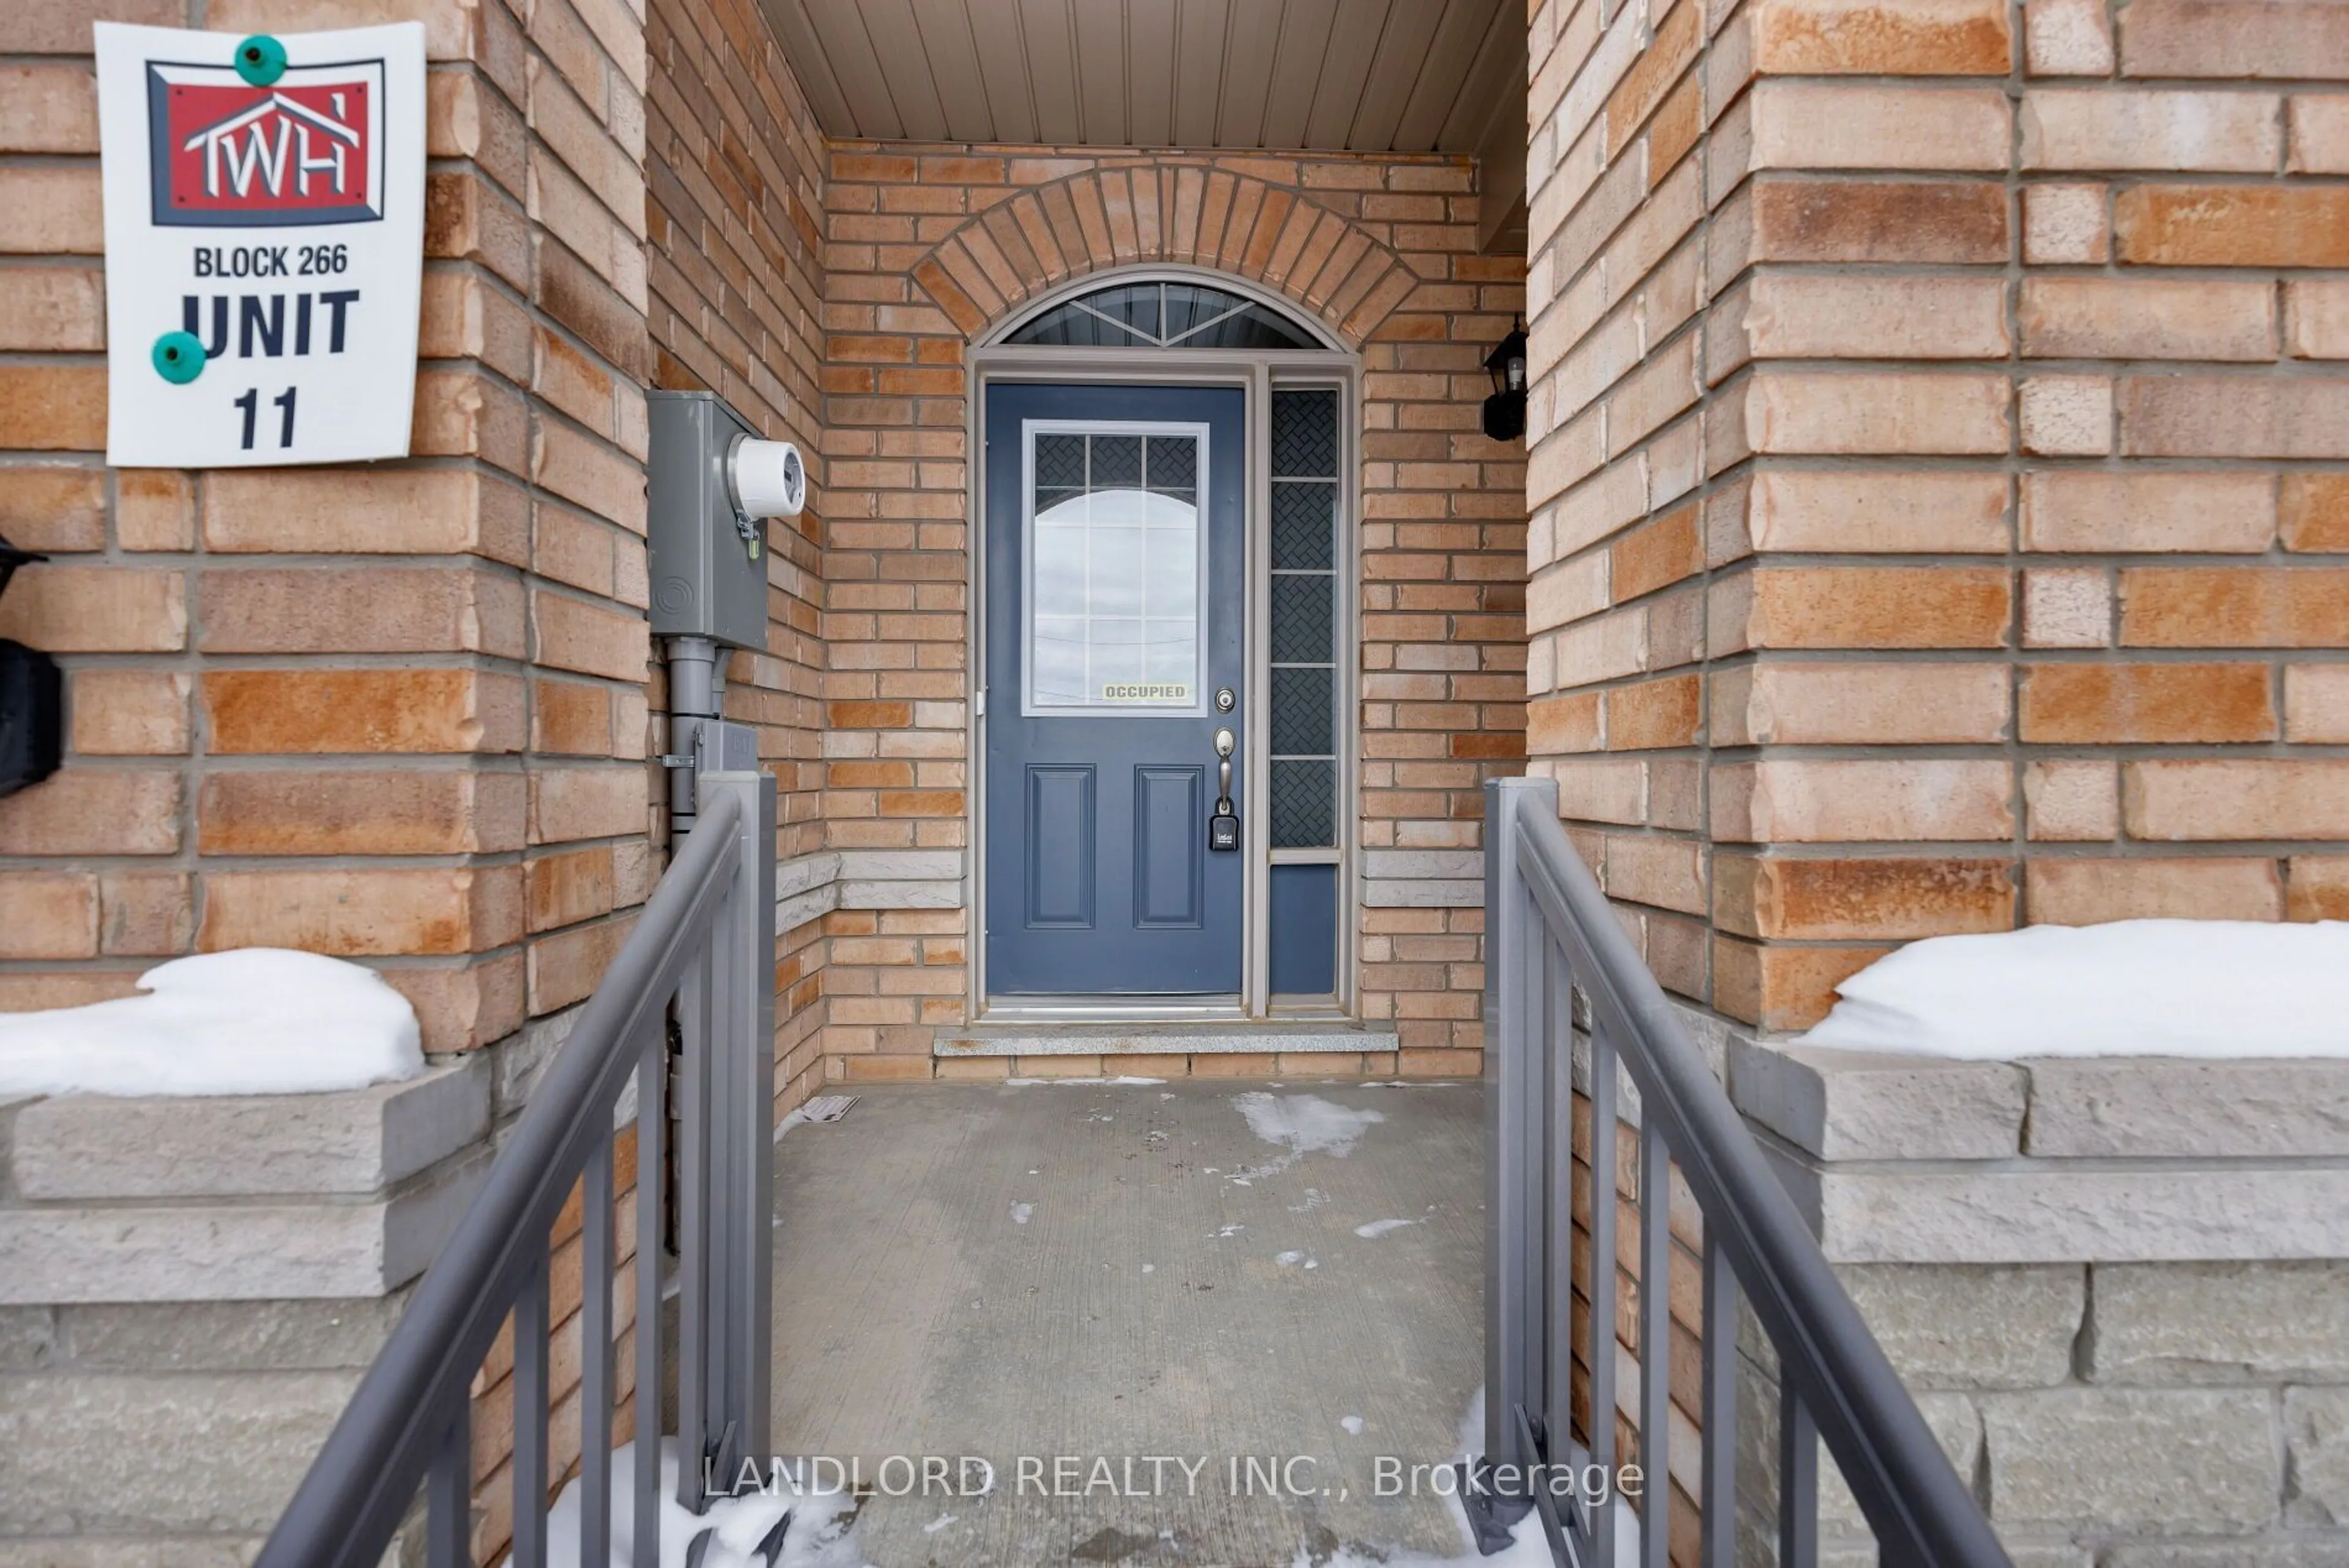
[934,1021,1401,1058]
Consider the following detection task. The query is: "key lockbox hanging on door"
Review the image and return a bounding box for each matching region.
[1209,724,1240,850]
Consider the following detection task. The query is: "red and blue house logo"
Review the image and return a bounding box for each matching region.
[146,58,386,227]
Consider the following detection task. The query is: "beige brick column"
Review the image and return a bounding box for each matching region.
[1527,0,2349,1033]
[0,0,657,1055]
[2,0,659,1556]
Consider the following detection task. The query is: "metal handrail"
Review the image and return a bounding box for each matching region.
[256,770,778,1568]
[1473,776,2011,1568]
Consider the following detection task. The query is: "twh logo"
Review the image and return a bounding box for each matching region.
[146,58,387,228]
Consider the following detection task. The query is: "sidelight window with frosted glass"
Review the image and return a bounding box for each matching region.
[1024,425,1208,715]
[1268,388,1340,850]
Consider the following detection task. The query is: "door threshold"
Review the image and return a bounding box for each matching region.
[939,1019,1400,1058]
[978,995,1244,1025]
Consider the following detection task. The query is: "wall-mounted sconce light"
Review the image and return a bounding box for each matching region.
[1482,319,1527,442]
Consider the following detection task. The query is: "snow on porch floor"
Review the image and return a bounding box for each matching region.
[768,1077,1489,1567]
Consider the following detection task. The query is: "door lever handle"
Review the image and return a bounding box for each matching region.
[1208,727,1239,852]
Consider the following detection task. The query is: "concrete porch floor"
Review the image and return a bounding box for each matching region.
[768,1078,1486,1567]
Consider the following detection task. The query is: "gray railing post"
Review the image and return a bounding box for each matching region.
[711,769,777,1467]
[1469,774,1559,1542]
[677,768,778,1509]
[675,885,712,1508]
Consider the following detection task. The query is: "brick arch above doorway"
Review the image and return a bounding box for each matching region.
[902,166,1425,350]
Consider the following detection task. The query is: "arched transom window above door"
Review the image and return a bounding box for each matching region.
[1002,279,1329,351]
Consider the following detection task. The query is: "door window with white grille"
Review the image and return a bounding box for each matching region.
[1023,423,1209,716]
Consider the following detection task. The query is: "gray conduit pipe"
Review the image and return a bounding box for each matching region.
[663,633,722,841]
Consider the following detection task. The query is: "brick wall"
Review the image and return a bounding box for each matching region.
[642,0,830,1105]
[1523,0,1721,1022]
[1528,2,2349,1561]
[818,145,1527,1079]
[1,0,656,1060]
[2,11,1529,1093]
[1,0,657,1559]
[1525,0,2349,1035]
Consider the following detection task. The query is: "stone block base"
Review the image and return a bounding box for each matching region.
[1723,1023,2349,1562]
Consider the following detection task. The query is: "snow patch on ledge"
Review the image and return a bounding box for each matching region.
[0,949,424,1097]
[1798,920,2349,1061]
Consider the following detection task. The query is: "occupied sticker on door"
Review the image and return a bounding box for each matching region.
[1100,683,1190,703]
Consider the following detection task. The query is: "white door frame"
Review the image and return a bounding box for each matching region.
[963,270,1361,1023]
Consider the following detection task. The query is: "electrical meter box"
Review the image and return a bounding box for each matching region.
[649,390,770,650]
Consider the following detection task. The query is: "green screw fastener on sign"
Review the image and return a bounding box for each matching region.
[233,34,287,87]
[151,330,206,385]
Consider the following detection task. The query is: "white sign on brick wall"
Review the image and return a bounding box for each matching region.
[95,22,425,468]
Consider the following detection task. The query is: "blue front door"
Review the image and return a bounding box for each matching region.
[984,384,1246,996]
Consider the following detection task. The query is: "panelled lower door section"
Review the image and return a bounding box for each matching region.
[984,385,1245,995]
[1267,387,1342,998]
